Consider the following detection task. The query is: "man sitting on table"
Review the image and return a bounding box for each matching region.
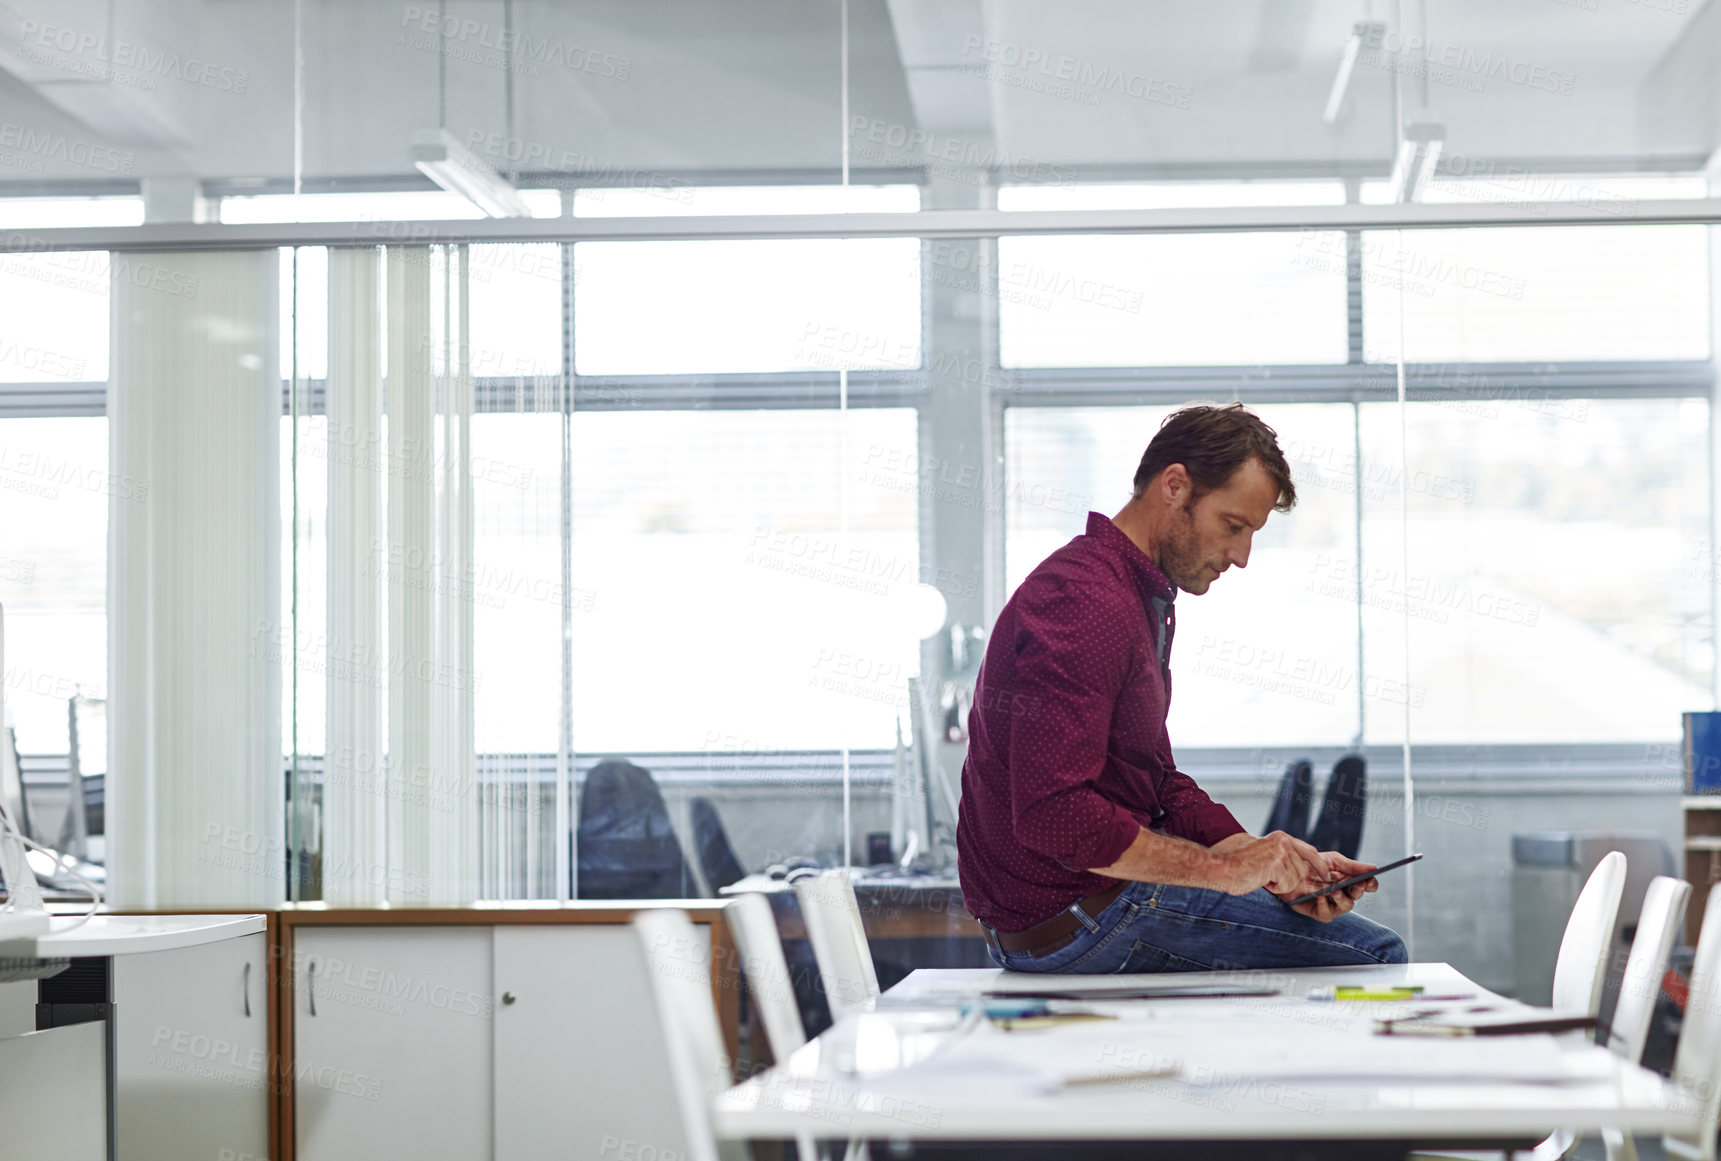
[957,403,1408,973]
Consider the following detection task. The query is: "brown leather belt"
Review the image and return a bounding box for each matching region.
[980,880,1129,957]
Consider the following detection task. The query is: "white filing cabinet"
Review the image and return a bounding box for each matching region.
[292,920,711,1161]
[14,914,270,1161]
[113,930,270,1161]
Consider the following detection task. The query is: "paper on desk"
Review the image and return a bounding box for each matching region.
[907,1018,1613,1085]
[858,1014,1612,1112]
[868,1021,1181,1098]
[1148,1025,1614,1085]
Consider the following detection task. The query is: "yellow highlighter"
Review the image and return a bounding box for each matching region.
[1308,985,1425,1002]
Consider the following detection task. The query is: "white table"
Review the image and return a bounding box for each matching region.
[716,963,1701,1153]
[0,911,266,956]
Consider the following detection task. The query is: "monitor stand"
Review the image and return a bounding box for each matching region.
[0,795,50,944]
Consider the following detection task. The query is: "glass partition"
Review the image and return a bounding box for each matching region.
[0,0,1714,1009]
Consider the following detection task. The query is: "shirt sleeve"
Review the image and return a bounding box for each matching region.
[1155,768,1248,847]
[1006,581,1144,871]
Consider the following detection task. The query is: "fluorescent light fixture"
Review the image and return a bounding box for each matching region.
[411,128,532,218]
[1324,22,1384,125]
[1388,122,1445,203]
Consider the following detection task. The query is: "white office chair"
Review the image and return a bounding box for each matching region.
[634,909,747,1161]
[1411,851,1628,1161]
[1599,875,1692,1161]
[1551,850,1629,1019]
[794,869,881,1022]
[728,892,865,1161]
[1610,876,1692,1064]
[1664,880,1721,1161]
[1659,880,1721,1161]
[727,892,809,1060]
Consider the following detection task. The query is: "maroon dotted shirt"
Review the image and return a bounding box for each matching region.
[957,512,1246,932]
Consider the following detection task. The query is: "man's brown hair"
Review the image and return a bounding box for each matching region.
[1132,403,1297,512]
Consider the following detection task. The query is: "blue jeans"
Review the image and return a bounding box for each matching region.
[988,880,1409,973]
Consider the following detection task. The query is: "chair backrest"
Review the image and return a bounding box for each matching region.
[633,909,734,1161]
[725,892,807,1059]
[578,759,694,899]
[1263,758,1313,839]
[691,797,747,893]
[1308,754,1367,860]
[1551,850,1627,1017]
[61,694,104,860]
[1665,882,1721,1161]
[793,868,880,1021]
[1608,875,1690,1064]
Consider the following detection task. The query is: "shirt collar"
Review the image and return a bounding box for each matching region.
[1085,511,1176,606]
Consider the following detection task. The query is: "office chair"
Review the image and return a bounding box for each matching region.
[59,694,103,863]
[1410,851,1628,1161]
[1308,754,1367,860]
[691,797,747,894]
[1262,759,1313,840]
[1552,851,1628,1019]
[633,909,747,1161]
[1599,875,1691,1161]
[793,869,880,1021]
[726,892,808,1063]
[728,893,834,1161]
[1610,876,1692,1066]
[576,759,695,899]
[1663,881,1721,1161]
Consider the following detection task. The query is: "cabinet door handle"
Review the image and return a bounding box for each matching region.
[243,961,252,1018]
[307,956,318,1017]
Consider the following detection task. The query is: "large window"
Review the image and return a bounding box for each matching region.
[1361,176,1711,363]
[998,182,1350,368]
[1006,397,1711,748]
[569,407,921,753]
[1008,403,1365,748]
[1359,397,1711,743]
[572,186,922,376]
[0,200,134,755]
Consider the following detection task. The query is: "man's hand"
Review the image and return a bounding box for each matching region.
[1213,831,1327,897]
[1277,853,1379,923]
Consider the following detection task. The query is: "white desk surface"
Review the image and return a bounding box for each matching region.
[0,913,267,957]
[716,963,1700,1144]
[721,871,963,897]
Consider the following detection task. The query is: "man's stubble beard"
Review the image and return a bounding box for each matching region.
[1158,499,1210,595]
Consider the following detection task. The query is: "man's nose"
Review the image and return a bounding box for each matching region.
[1229,538,1253,569]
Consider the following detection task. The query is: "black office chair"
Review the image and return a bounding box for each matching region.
[1263,758,1314,839]
[689,796,746,893]
[1309,754,1367,860]
[575,758,696,899]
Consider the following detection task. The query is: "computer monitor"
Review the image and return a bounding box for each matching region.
[0,604,28,844]
[0,603,43,913]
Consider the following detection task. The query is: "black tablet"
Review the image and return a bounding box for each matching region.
[1286,853,1422,906]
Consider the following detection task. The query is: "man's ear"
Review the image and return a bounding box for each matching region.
[1159,463,1190,503]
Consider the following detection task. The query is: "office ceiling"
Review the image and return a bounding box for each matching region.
[0,0,1716,196]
